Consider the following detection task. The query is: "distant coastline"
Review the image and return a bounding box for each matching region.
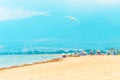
[0,48,120,55]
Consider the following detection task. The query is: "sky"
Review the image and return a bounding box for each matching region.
[0,0,120,49]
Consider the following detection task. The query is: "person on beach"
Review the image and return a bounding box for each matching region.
[74,52,80,56]
[106,50,111,55]
[90,50,93,55]
[81,50,87,56]
[62,53,67,58]
[97,50,101,55]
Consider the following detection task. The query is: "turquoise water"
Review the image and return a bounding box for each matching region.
[0,54,60,68]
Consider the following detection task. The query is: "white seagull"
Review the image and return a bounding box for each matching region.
[64,16,79,21]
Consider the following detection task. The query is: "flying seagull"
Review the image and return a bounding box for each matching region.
[64,16,79,21]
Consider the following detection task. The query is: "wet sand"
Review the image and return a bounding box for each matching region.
[0,55,120,80]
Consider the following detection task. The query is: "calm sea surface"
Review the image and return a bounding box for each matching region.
[0,54,60,68]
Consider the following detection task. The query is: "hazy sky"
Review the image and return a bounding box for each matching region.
[0,0,120,49]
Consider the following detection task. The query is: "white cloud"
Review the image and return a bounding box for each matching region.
[0,45,3,48]
[0,45,4,52]
[64,0,120,12]
[64,0,120,6]
[29,38,60,43]
[31,39,50,43]
[96,0,119,5]
[0,6,50,21]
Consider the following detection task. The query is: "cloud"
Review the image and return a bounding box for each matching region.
[31,39,51,43]
[0,45,4,52]
[0,6,50,21]
[63,0,120,12]
[0,45,3,48]
[96,0,119,5]
[30,38,59,43]
[64,0,120,5]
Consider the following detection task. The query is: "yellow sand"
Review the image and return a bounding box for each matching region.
[0,56,120,80]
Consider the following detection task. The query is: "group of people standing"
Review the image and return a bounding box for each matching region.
[62,49,117,58]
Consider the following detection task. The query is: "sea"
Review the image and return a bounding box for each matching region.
[0,54,60,68]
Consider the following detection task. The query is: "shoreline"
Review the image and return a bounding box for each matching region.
[0,54,61,70]
[0,55,118,71]
[0,57,63,71]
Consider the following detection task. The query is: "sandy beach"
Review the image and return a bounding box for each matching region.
[0,55,120,80]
